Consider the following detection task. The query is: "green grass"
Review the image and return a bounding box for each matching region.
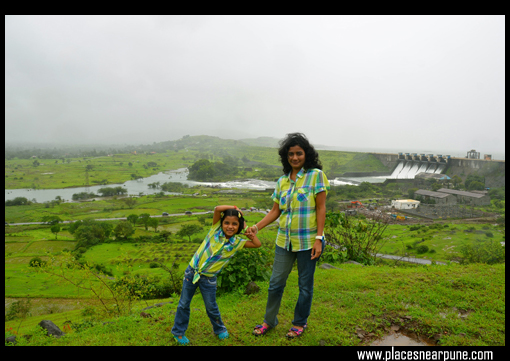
[378,223,505,262]
[5,262,505,346]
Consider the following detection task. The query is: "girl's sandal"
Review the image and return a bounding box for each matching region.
[173,335,190,345]
[253,323,272,336]
[286,324,307,339]
[218,331,229,340]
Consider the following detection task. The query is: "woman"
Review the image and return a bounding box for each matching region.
[247,132,330,339]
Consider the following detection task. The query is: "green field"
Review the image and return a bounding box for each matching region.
[378,223,505,262]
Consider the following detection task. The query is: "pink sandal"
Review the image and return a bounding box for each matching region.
[253,323,272,336]
[286,324,307,339]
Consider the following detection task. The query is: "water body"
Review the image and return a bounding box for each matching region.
[5,168,277,204]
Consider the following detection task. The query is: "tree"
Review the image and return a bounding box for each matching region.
[451,175,463,189]
[122,196,137,209]
[50,224,61,239]
[147,217,159,232]
[139,213,151,230]
[114,221,135,240]
[176,224,203,242]
[127,214,138,227]
[325,211,389,265]
[73,220,107,249]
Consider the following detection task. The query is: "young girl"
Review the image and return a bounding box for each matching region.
[171,205,261,345]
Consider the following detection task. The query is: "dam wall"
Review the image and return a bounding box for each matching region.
[370,153,505,188]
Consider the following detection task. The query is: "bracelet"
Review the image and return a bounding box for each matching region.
[253,224,259,234]
[315,235,323,240]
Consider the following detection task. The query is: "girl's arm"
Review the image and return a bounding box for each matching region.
[243,232,261,248]
[212,205,239,225]
[245,202,281,236]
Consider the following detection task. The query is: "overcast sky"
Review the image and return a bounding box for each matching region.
[5,15,505,157]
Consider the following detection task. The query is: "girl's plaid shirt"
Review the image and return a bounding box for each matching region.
[189,221,245,283]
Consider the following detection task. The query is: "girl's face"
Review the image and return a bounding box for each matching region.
[222,216,240,238]
[288,145,306,172]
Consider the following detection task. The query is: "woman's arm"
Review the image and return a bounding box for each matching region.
[212,205,239,225]
[245,202,281,236]
[311,191,327,260]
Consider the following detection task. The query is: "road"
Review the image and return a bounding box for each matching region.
[6,209,268,226]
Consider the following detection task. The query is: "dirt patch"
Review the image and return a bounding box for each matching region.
[356,314,439,346]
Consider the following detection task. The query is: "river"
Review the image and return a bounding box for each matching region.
[4,168,367,204]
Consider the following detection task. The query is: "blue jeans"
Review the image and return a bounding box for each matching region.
[171,265,227,336]
[263,243,322,328]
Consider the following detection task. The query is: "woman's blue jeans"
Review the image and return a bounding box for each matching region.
[171,265,227,337]
[263,244,321,328]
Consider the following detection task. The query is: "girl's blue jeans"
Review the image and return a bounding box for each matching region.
[171,265,227,337]
[263,243,322,329]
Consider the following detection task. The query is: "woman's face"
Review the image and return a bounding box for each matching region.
[222,216,240,238]
[288,145,306,172]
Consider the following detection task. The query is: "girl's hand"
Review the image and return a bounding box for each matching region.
[245,225,258,236]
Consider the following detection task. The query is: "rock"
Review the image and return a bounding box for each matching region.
[5,335,16,345]
[344,260,363,266]
[319,263,343,270]
[140,312,152,318]
[38,320,65,338]
[245,281,260,295]
[390,325,400,332]
[319,339,327,346]
[142,301,173,311]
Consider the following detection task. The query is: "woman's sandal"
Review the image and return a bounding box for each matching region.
[173,335,190,345]
[286,324,307,339]
[253,323,272,336]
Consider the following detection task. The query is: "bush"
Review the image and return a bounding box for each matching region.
[28,257,46,268]
[416,245,429,254]
[460,239,505,265]
[217,248,272,293]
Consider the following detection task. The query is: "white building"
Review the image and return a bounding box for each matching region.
[391,199,420,210]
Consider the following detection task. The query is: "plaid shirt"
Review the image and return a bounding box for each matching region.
[189,221,245,283]
[272,168,330,252]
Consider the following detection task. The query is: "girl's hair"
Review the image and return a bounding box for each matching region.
[220,208,245,235]
[278,132,323,175]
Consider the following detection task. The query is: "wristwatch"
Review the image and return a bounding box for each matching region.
[315,235,324,241]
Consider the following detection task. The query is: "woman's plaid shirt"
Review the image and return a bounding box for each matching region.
[272,168,330,252]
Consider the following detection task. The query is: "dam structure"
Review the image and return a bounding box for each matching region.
[369,152,504,187]
[389,153,448,179]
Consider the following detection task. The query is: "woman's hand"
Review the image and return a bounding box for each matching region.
[245,225,258,236]
[310,239,323,260]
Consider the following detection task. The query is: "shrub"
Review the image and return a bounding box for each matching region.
[217,248,272,293]
[28,257,46,268]
[416,245,429,254]
[459,239,505,265]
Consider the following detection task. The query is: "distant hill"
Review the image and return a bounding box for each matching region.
[238,137,280,148]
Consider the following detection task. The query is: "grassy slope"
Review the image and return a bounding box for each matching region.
[6,262,505,346]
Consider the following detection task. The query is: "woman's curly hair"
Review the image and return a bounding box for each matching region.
[278,132,322,175]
